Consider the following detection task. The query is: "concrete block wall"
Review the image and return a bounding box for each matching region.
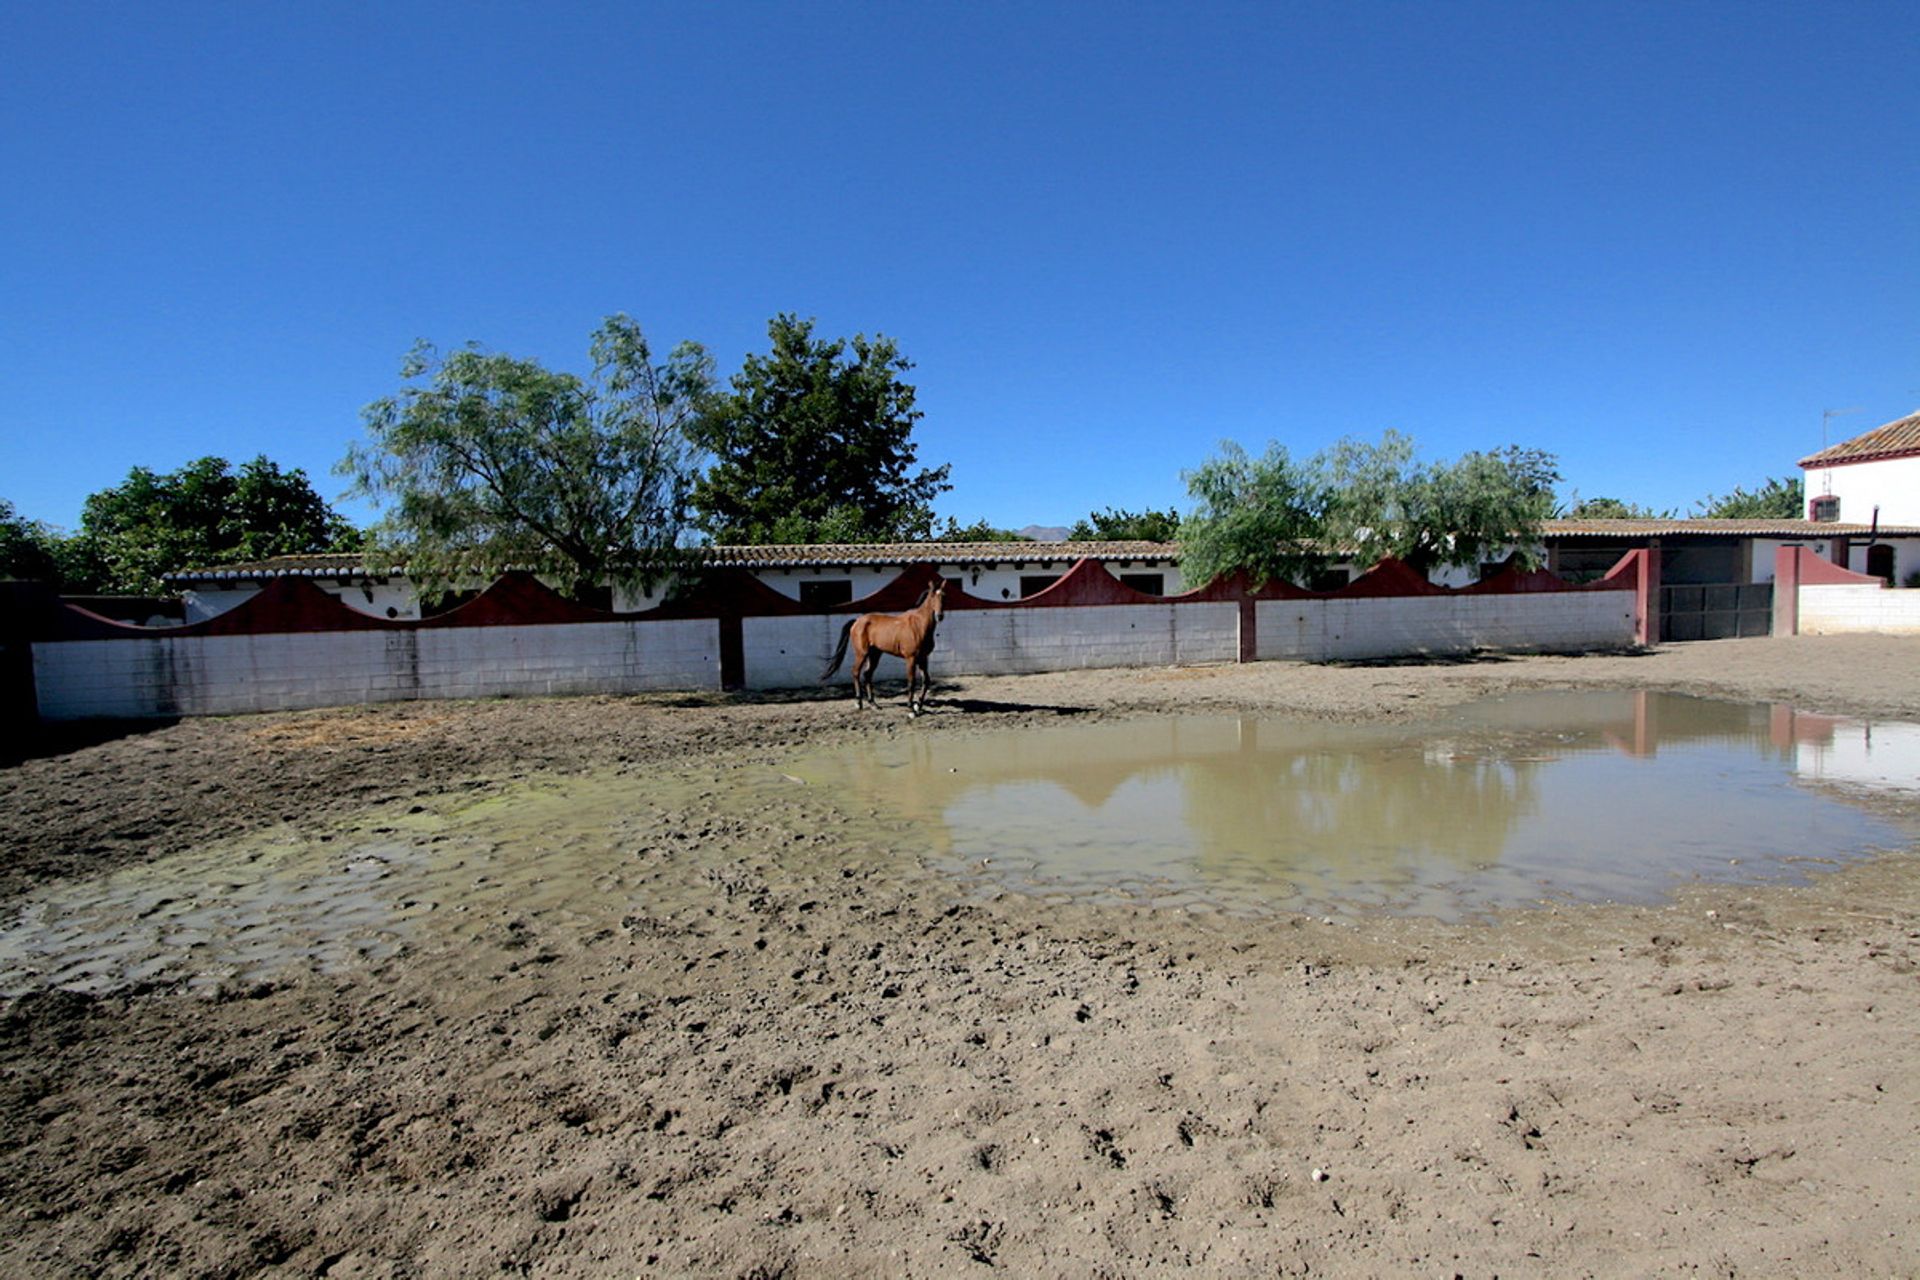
[939,603,1239,677]
[1254,592,1635,661]
[1798,584,1920,635]
[32,619,720,719]
[743,603,1240,690]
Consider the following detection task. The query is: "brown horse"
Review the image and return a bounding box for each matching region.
[821,578,947,713]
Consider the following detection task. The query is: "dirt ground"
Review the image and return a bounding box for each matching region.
[2,635,1917,1277]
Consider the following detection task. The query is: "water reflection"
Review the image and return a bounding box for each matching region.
[786,692,1916,918]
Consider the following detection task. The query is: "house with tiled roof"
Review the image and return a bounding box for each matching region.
[1801,409,1920,527]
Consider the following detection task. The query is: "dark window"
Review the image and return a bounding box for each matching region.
[799,579,854,608]
[573,585,614,612]
[1866,544,1895,585]
[419,589,481,618]
[1119,572,1165,595]
[1019,574,1061,598]
[1307,568,1350,592]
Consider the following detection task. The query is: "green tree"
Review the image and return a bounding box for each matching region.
[690,314,951,544]
[937,518,1031,542]
[1177,442,1329,588]
[0,499,67,583]
[1561,495,1662,519]
[1067,506,1182,542]
[1694,475,1802,519]
[1319,431,1559,576]
[1178,432,1561,587]
[342,315,711,601]
[74,456,359,595]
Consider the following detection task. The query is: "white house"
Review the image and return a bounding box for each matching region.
[1800,409,1920,584]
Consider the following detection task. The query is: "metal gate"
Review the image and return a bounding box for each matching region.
[1658,582,1773,641]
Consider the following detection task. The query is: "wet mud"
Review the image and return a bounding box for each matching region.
[2,635,1918,1276]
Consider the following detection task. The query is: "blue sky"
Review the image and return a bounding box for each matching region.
[4,1,1916,535]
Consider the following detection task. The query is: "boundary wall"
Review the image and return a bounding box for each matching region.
[1773,547,1920,636]
[22,553,1648,720]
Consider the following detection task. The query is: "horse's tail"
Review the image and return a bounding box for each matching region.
[821,618,856,681]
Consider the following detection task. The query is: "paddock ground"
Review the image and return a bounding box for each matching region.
[2,635,1917,1276]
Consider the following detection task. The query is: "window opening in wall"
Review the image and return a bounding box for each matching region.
[419,589,481,618]
[1866,543,1894,585]
[1119,572,1165,595]
[1019,575,1061,598]
[799,579,854,607]
[1307,568,1350,593]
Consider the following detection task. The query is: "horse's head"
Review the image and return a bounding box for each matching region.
[928,577,948,619]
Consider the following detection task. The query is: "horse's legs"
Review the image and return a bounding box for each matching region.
[857,648,881,709]
[904,654,921,715]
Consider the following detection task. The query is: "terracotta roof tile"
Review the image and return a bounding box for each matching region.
[168,542,1179,582]
[1540,518,1920,537]
[1799,410,1920,466]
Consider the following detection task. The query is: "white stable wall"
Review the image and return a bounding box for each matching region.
[1798,584,1920,635]
[1254,592,1636,661]
[33,593,1640,718]
[33,620,721,719]
[744,603,1240,690]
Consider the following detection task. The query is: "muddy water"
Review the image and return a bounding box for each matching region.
[2,692,1914,995]
[785,691,1919,919]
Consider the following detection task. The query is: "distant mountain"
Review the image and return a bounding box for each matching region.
[1017,525,1071,542]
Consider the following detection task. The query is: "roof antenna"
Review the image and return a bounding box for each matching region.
[1820,406,1861,450]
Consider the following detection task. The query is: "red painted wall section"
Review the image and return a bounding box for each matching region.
[1772,545,1886,638]
[1788,547,1885,587]
[1335,557,1444,597]
[431,572,608,627]
[29,550,1639,641]
[949,558,1153,609]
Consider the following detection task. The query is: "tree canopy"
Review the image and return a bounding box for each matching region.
[1561,495,1664,519]
[689,315,951,544]
[1178,432,1561,588]
[1693,475,1803,519]
[1177,442,1329,589]
[1067,506,1182,542]
[67,456,359,595]
[936,518,1031,543]
[341,315,711,601]
[0,499,66,585]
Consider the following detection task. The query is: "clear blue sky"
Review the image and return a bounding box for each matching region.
[4,1,1916,535]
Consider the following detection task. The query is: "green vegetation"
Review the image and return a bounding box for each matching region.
[689,315,950,545]
[1178,431,1560,587]
[1693,475,1802,519]
[342,315,711,602]
[1067,506,1182,542]
[5,457,357,595]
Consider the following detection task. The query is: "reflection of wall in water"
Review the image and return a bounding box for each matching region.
[1793,718,1920,794]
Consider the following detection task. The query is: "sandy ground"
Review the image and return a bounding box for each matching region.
[1,635,1917,1277]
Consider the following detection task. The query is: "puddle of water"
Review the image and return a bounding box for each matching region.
[786,691,1919,920]
[2,691,1914,996]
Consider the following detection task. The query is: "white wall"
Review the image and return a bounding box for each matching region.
[185,579,423,623]
[1254,592,1636,661]
[33,620,721,719]
[1805,454,1920,526]
[35,592,1641,717]
[1798,583,1920,635]
[746,603,1238,690]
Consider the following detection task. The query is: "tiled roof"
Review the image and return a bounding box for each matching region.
[1799,410,1920,466]
[165,524,1920,584]
[167,541,1179,582]
[1540,518,1920,538]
